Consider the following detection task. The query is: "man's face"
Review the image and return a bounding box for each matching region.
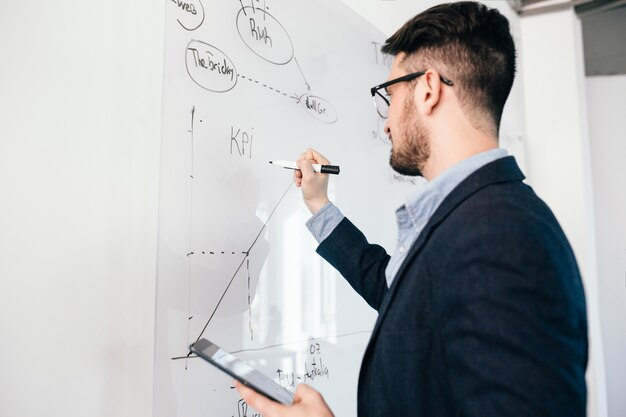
[385,54,430,177]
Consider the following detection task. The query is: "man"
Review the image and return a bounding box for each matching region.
[236,2,588,416]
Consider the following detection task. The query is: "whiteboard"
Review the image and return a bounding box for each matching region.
[153,1,418,416]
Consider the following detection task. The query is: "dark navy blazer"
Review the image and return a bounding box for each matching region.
[317,156,588,417]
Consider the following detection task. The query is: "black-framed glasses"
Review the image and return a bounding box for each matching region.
[370,71,454,119]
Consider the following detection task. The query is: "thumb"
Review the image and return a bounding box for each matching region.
[308,148,331,165]
[294,383,324,403]
[235,381,287,416]
[296,158,316,178]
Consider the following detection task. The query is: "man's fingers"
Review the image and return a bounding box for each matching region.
[293,169,303,187]
[296,158,316,178]
[306,148,331,165]
[234,381,286,417]
[292,384,334,416]
[300,148,330,165]
[294,148,331,215]
[294,383,322,402]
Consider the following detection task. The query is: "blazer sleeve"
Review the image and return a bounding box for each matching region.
[437,215,588,416]
[316,217,390,311]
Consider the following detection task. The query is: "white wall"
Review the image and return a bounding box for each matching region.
[0,1,164,416]
[586,75,626,417]
[520,9,607,417]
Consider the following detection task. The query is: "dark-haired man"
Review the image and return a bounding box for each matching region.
[236,2,588,416]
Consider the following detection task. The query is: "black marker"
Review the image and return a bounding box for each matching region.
[269,160,340,175]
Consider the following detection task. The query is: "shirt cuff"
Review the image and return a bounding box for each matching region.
[305,202,345,244]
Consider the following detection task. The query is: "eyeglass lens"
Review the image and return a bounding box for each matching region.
[373,92,389,119]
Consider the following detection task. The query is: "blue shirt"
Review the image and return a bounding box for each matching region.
[306,148,508,288]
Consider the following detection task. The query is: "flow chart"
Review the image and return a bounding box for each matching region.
[176,0,338,123]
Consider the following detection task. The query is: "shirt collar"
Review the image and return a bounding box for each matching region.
[402,148,509,228]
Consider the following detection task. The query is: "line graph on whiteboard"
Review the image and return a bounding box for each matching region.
[183,103,295,355]
[173,103,372,365]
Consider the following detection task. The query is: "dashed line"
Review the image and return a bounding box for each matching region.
[238,73,292,98]
[187,251,248,255]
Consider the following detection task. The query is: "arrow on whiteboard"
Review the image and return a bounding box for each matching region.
[293,56,311,91]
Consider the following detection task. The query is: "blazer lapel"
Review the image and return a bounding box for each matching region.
[368,156,526,342]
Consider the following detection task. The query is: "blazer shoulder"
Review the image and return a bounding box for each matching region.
[459,180,556,226]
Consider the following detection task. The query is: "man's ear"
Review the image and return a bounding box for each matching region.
[414,69,442,115]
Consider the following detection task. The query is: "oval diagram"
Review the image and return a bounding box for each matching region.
[236,7,294,65]
[300,95,338,124]
[186,40,238,93]
[170,0,205,31]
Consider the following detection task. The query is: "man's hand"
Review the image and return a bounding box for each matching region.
[294,148,331,214]
[235,381,334,417]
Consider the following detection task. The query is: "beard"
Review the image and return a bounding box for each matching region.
[389,93,430,177]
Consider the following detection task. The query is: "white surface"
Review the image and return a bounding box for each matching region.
[0,1,164,416]
[520,9,607,417]
[586,75,626,417]
[154,1,417,416]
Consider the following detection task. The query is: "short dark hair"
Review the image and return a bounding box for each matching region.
[382,1,516,133]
